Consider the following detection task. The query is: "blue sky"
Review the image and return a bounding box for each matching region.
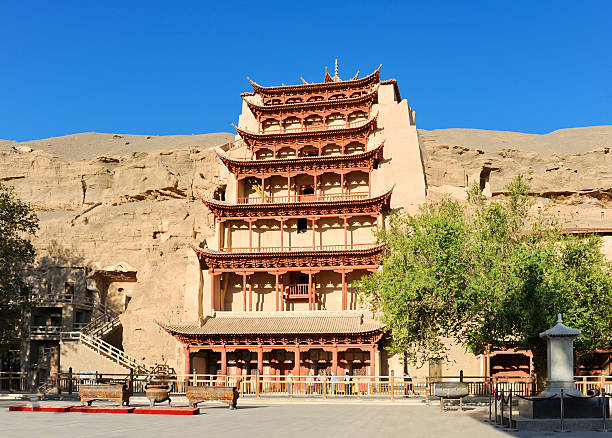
[1,1,610,141]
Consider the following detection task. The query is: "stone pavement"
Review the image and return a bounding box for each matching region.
[0,398,605,438]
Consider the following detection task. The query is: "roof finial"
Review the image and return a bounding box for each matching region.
[334,58,339,77]
[557,313,563,324]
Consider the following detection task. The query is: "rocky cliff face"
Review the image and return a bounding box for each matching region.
[0,132,232,368]
[420,127,612,229]
[1,127,609,370]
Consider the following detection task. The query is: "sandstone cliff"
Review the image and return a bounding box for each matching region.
[0,127,609,370]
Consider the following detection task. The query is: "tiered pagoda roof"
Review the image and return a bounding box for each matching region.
[215,142,384,179]
[232,116,377,153]
[158,311,384,346]
[244,88,378,117]
[244,65,381,99]
[192,243,386,270]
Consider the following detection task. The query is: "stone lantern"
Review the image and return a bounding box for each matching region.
[538,313,582,397]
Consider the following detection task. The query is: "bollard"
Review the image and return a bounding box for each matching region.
[494,388,498,425]
[498,389,504,428]
[488,387,493,423]
[556,389,569,433]
[255,370,260,398]
[68,367,73,394]
[601,388,607,432]
[508,389,517,431]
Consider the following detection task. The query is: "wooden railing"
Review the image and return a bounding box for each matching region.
[29,325,63,336]
[236,192,369,205]
[219,243,377,253]
[287,284,309,298]
[31,292,94,307]
[259,119,371,135]
[0,372,27,392]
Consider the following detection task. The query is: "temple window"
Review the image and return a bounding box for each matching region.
[326,112,346,127]
[304,114,323,129]
[282,116,301,131]
[261,118,281,133]
[329,94,346,100]
[307,96,324,102]
[350,91,362,98]
[300,146,318,157]
[213,185,226,201]
[286,97,303,104]
[297,218,308,233]
[348,111,368,125]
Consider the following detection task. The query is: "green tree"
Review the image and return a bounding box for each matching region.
[357,175,612,377]
[0,184,38,354]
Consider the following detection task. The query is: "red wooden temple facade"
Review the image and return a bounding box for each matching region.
[160,65,394,378]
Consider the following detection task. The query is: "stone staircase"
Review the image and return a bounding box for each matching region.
[60,331,148,373]
[61,303,150,373]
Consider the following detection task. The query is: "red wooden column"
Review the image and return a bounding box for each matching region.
[341,271,347,310]
[368,170,372,197]
[308,272,313,310]
[340,172,345,197]
[280,272,286,311]
[332,346,339,377]
[257,346,264,374]
[311,218,316,249]
[343,216,348,249]
[313,173,318,201]
[293,347,301,375]
[217,219,223,250]
[220,347,228,376]
[249,276,253,312]
[248,219,253,250]
[209,270,216,311]
[369,345,377,376]
[280,219,285,250]
[275,271,280,311]
[184,347,191,375]
[260,175,265,202]
[242,272,247,311]
[287,175,291,200]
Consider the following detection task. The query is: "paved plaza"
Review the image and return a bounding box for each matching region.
[0,397,607,438]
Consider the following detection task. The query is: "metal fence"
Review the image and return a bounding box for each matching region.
[7,372,612,399]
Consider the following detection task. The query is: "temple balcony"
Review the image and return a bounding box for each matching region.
[218,243,377,254]
[229,115,377,157]
[203,189,392,221]
[236,191,369,205]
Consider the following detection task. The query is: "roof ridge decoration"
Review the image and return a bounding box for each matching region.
[247,64,382,94]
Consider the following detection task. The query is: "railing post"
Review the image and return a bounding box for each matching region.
[390,371,394,401]
[8,371,13,393]
[256,370,260,398]
[323,375,327,399]
[68,367,73,394]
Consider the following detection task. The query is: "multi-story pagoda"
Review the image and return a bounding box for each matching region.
[160,63,427,378]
